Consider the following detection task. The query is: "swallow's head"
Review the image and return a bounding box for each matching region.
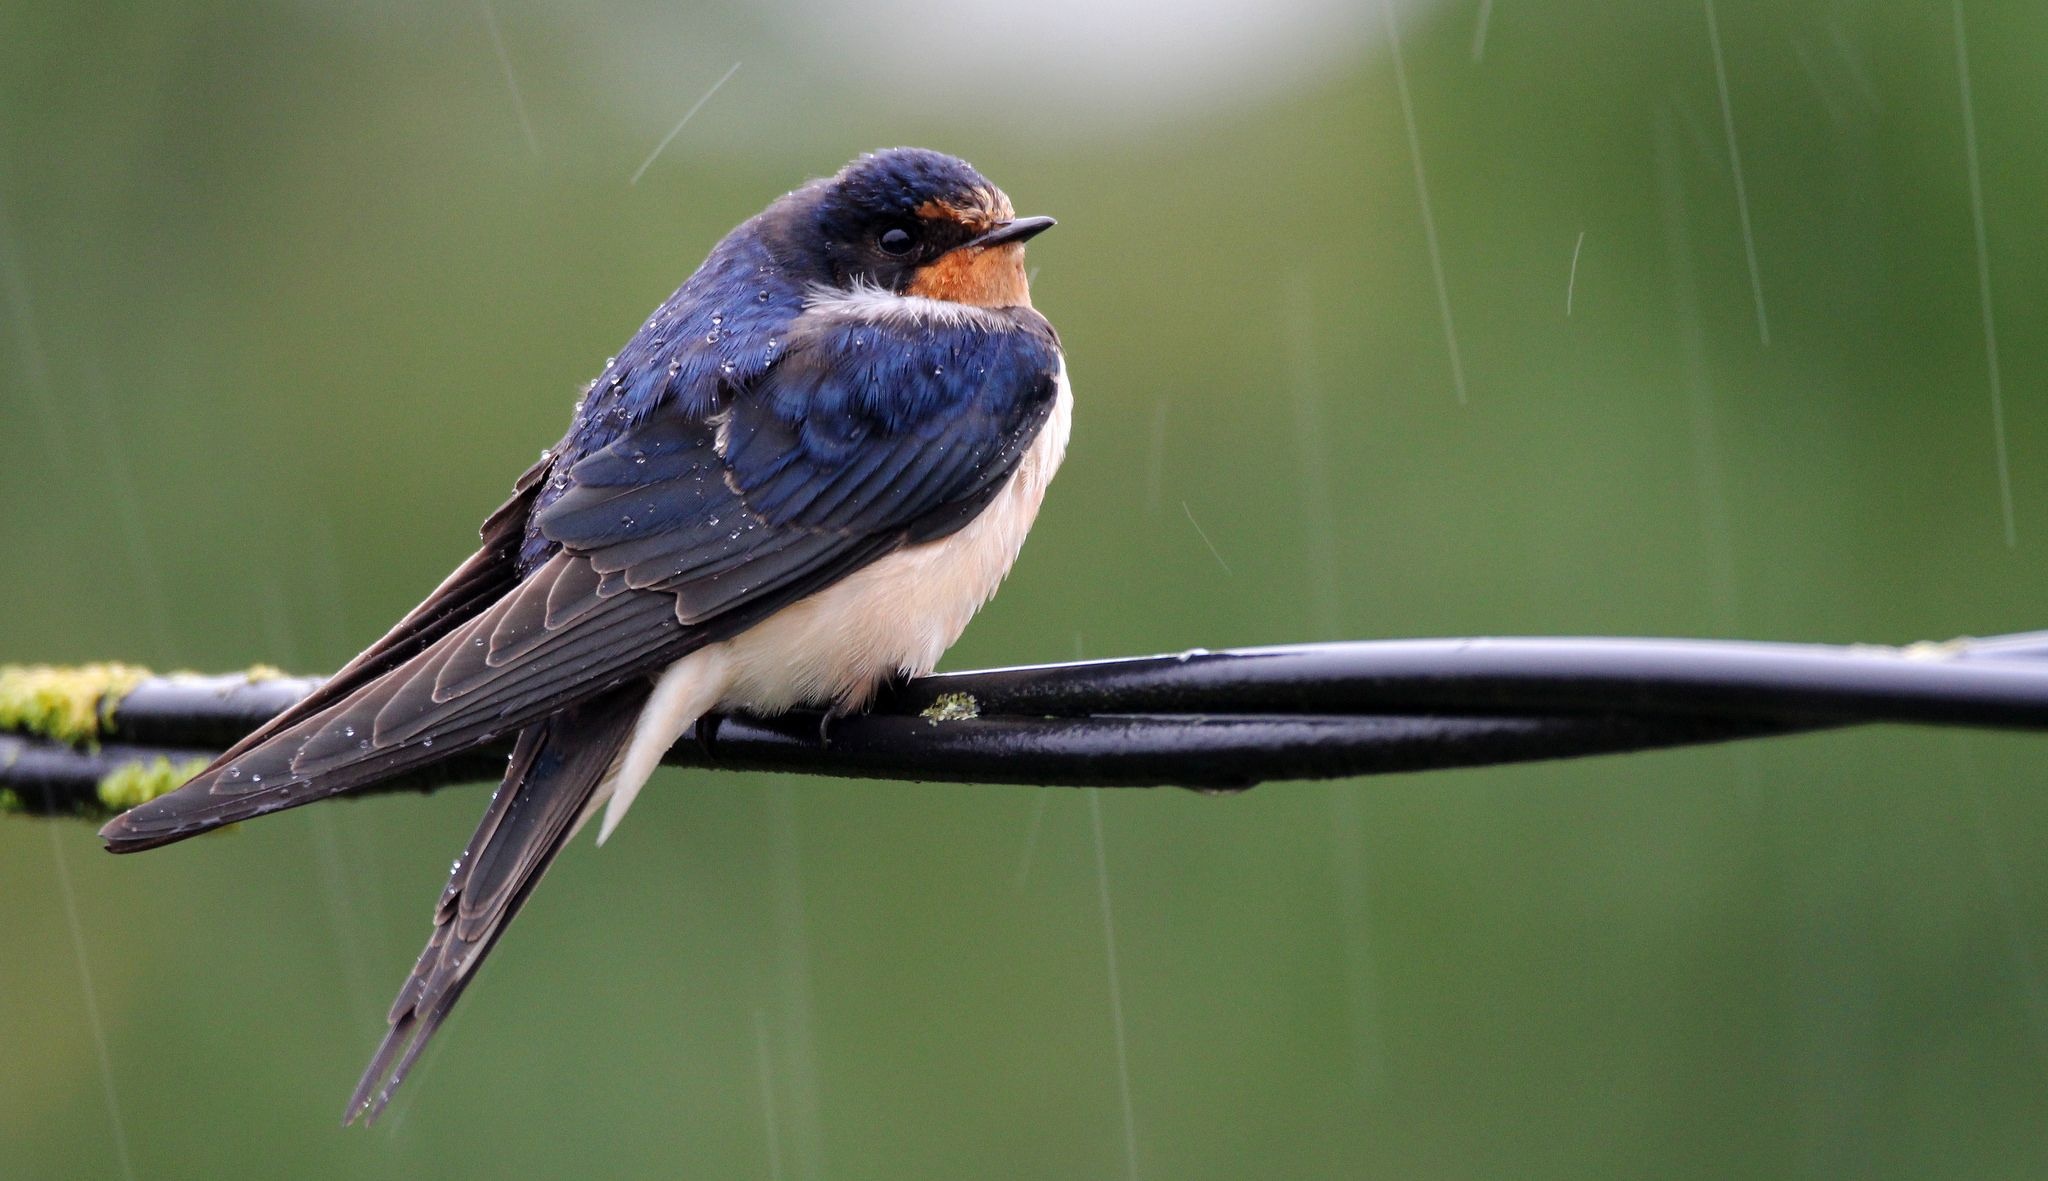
[787,148,1054,308]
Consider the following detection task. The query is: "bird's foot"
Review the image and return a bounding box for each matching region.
[815,707,845,751]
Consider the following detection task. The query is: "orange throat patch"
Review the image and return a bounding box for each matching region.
[906,243,1033,309]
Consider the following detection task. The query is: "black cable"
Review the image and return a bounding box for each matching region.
[6,630,2045,818]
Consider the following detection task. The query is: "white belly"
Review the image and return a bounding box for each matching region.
[591,362,1072,842]
[719,364,1072,712]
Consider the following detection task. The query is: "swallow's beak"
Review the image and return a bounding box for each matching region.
[968,216,1056,249]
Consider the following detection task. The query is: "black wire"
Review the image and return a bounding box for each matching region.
[876,634,2048,726]
[7,630,2048,818]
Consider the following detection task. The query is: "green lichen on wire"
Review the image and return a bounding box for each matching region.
[920,691,981,723]
[97,755,211,814]
[0,663,152,748]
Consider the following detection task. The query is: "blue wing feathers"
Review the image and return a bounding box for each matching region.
[537,307,1059,618]
[520,231,804,571]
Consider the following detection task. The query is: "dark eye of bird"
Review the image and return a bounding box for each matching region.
[878,226,915,256]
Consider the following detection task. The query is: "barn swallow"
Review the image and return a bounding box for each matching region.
[98,148,1068,1123]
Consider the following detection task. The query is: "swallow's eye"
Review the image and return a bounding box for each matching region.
[878,227,915,256]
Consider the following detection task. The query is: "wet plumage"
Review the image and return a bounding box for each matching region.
[97,148,1067,1122]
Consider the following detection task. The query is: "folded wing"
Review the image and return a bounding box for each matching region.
[99,305,1062,851]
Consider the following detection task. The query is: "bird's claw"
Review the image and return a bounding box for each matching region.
[816,708,842,751]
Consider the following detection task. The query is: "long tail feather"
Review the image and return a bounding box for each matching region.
[343,688,645,1125]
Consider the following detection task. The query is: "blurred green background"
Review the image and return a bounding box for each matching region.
[7,0,2048,1176]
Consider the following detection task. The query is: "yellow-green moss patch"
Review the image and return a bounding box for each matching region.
[920,691,981,724]
[97,756,210,813]
[0,663,152,747]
